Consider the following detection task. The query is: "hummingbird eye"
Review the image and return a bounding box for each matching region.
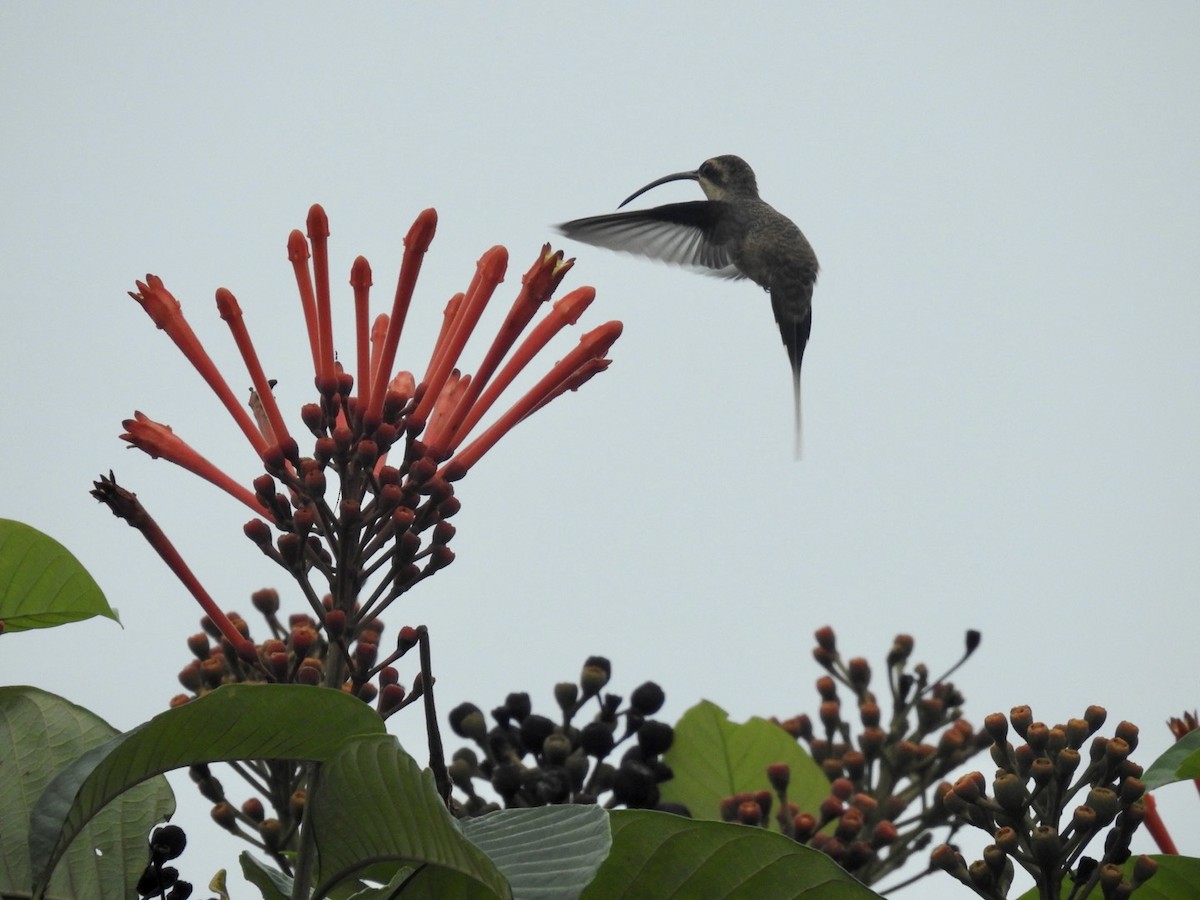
[698,160,720,183]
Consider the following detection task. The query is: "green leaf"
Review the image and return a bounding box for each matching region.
[459,806,610,900]
[310,734,511,899]
[582,809,882,899]
[0,686,173,899]
[1143,729,1200,790]
[31,683,385,897]
[1014,855,1200,899]
[660,701,828,825]
[240,851,294,900]
[0,519,118,632]
[1129,856,1200,899]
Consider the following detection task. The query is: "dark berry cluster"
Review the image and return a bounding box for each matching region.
[447,656,684,816]
[135,825,193,900]
[933,705,1157,899]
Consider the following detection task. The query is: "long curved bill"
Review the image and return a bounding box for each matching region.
[618,170,700,208]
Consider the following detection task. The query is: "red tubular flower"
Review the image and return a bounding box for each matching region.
[352,257,373,417]
[91,473,256,661]
[364,208,438,429]
[121,412,272,520]
[1141,792,1178,854]
[443,286,596,455]
[1167,712,1199,797]
[129,276,269,458]
[119,202,620,638]
[439,320,622,480]
[214,288,296,460]
[307,205,337,396]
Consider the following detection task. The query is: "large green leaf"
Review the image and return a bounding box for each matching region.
[582,809,882,899]
[1143,729,1200,790]
[1014,855,1200,899]
[30,683,385,898]
[660,701,828,825]
[460,806,610,900]
[310,734,510,899]
[0,519,117,632]
[0,686,173,899]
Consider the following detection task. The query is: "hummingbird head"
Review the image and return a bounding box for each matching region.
[617,154,760,208]
[696,155,759,202]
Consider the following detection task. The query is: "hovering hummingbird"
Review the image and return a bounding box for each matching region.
[556,155,819,457]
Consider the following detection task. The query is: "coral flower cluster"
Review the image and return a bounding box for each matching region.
[97,204,621,686]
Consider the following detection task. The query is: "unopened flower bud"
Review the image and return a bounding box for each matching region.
[1118,777,1145,805]
[737,799,762,826]
[241,797,264,823]
[1131,855,1157,887]
[1084,705,1107,733]
[449,703,487,742]
[178,661,203,692]
[1009,705,1033,739]
[859,726,886,759]
[819,700,841,731]
[259,818,282,851]
[210,802,238,832]
[1105,736,1131,768]
[968,860,994,890]
[767,763,790,794]
[887,634,914,665]
[843,750,866,780]
[1030,756,1054,785]
[580,660,610,697]
[814,625,837,652]
[1030,825,1060,865]
[847,657,870,689]
[555,681,579,713]
[993,772,1027,813]
[836,806,864,841]
[1072,804,1098,833]
[395,625,420,657]
[542,733,572,766]
[324,609,346,639]
[1056,747,1081,779]
[819,795,844,822]
[243,518,273,546]
[931,843,968,879]
[296,658,321,685]
[246,590,281,621]
[1026,721,1049,751]
[1114,721,1139,753]
[1099,863,1124,892]
[868,820,897,849]
[424,545,455,574]
[378,683,407,717]
[793,811,818,842]
[994,826,1019,853]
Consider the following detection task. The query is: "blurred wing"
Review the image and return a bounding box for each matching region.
[556,201,746,280]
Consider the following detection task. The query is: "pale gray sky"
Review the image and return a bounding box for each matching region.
[4,4,1198,897]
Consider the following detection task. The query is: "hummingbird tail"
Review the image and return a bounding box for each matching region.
[792,366,803,461]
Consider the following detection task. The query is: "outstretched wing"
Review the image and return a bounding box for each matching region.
[556,201,746,280]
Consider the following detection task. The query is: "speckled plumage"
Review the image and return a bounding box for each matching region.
[556,155,819,457]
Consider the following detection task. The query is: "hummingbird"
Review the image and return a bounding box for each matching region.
[555,154,819,457]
